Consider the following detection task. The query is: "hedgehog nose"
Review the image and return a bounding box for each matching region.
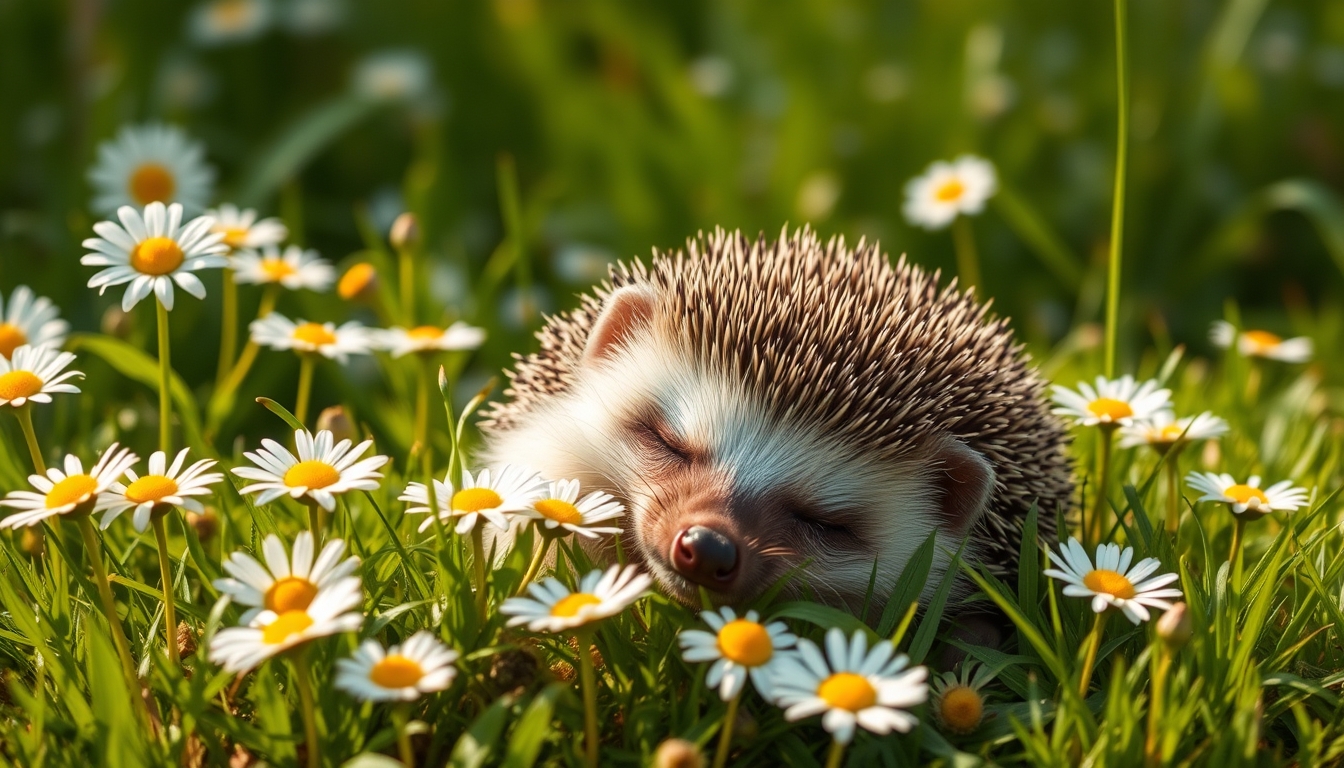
[671,526,739,588]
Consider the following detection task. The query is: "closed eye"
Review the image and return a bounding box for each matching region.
[633,420,691,462]
[785,499,855,538]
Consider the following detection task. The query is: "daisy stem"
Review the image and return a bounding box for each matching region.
[1145,645,1172,766]
[712,691,742,768]
[824,740,846,768]
[293,651,321,768]
[156,298,172,454]
[576,632,600,768]
[1164,457,1181,535]
[152,513,179,666]
[1229,518,1245,590]
[414,356,430,463]
[216,267,238,389]
[76,515,147,726]
[295,354,316,427]
[951,216,981,293]
[515,535,553,597]
[213,285,279,405]
[1103,0,1129,380]
[306,501,323,541]
[14,406,46,473]
[471,524,489,618]
[399,247,416,325]
[392,703,415,768]
[1077,610,1109,698]
[1089,427,1116,548]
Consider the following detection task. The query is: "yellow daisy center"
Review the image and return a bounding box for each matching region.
[0,370,43,401]
[338,263,377,300]
[1241,330,1281,352]
[1226,484,1268,506]
[817,672,877,712]
[938,685,984,733]
[283,460,341,490]
[261,259,297,282]
[292,323,337,347]
[217,226,250,249]
[408,325,444,342]
[934,179,966,202]
[210,0,254,31]
[264,576,319,613]
[452,487,503,513]
[1157,424,1185,442]
[130,237,185,276]
[128,163,176,205]
[124,475,179,505]
[0,323,27,359]
[715,619,774,666]
[261,609,314,645]
[534,498,583,525]
[1087,397,1133,422]
[369,654,424,688]
[46,474,98,509]
[1082,569,1136,600]
[551,593,602,618]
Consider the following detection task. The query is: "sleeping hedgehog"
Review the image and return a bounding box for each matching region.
[479,227,1072,614]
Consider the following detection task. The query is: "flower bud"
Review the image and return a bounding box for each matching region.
[653,738,704,768]
[390,212,421,251]
[186,507,219,544]
[338,263,379,302]
[19,527,44,558]
[1156,602,1192,651]
[316,405,355,445]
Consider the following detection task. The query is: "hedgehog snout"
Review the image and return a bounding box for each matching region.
[670,525,740,588]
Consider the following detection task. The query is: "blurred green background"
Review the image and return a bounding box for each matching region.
[2,0,1344,441]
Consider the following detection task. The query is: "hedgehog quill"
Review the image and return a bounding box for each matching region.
[481,227,1073,614]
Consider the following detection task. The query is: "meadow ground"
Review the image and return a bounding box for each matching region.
[2,1,1344,766]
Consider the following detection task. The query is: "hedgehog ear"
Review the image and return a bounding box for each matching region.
[582,284,657,366]
[928,437,996,541]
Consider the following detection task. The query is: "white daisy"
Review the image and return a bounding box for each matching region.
[375,322,486,358]
[0,344,83,408]
[930,663,997,736]
[1186,472,1309,519]
[352,50,433,102]
[0,286,69,360]
[207,204,287,253]
[88,124,214,214]
[0,444,138,529]
[500,564,652,633]
[769,628,928,745]
[1117,410,1229,450]
[189,0,273,46]
[1210,321,1312,363]
[902,155,998,230]
[213,531,361,625]
[97,448,223,532]
[678,607,796,701]
[1050,375,1172,428]
[82,202,229,311]
[232,429,388,512]
[1043,538,1182,625]
[249,313,373,363]
[512,479,624,539]
[208,576,363,673]
[335,631,458,702]
[401,465,545,535]
[284,0,346,36]
[233,245,335,292]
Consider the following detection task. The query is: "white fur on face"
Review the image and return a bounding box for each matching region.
[480,330,974,606]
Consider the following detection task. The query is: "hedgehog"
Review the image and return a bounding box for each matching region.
[479,227,1072,614]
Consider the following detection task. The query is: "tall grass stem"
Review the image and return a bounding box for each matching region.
[1089,427,1117,548]
[76,515,149,727]
[1077,610,1109,698]
[471,525,488,618]
[152,513,179,666]
[951,216,981,293]
[516,534,552,597]
[1104,0,1130,378]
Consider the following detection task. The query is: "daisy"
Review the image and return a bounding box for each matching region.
[82,202,229,311]
[375,322,486,358]
[1118,410,1229,450]
[902,155,998,230]
[188,0,273,46]
[97,448,224,532]
[1043,538,1182,625]
[501,564,652,633]
[249,313,373,363]
[352,50,433,102]
[0,345,83,408]
[1210,321,1312,363]
[769,628,928,745]
[88,124,214,214]
[208,575,364,673]
[0,444,138,529]
[401,464,544,534]
[678,607,796,701]
[1186,472,1309,519]
[1051,374,1172,428]
[0,286,68,359]
[335,631,459,702]
[512,479,624,539]
[206,204,287,253]
[233,245,335,292]
[232,429,389,512]
[213,531,361,625]
[930,663,997,736]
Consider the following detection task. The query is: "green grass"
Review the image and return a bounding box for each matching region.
[3,0,1344,766]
